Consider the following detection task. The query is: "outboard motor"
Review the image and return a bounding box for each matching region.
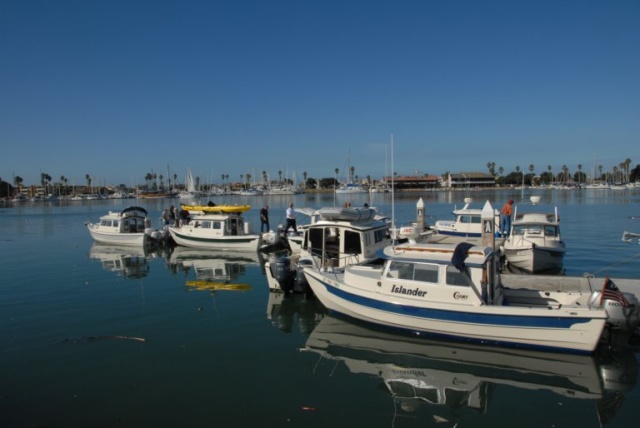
[270,256,294,292]
[293,258,314,294]
[588,291,640,331]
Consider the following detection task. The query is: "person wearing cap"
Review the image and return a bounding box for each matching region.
[500,199,514,236]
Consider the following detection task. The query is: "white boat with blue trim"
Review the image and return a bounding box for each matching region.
[303,242,640,354]
[266,206,392,293]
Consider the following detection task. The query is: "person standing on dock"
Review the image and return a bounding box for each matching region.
[500,199,514,236]
[260,205,270,232]
[283,203,297,235]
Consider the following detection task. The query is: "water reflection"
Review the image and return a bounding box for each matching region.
[88,243,165,279]
[266,291,326,334]
[165,246,264,289]
[303,315,638,426]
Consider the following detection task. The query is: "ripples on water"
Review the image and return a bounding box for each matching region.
[1,189,639,427]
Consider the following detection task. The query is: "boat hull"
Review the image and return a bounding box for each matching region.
[503,246,565,274]
[87,226,146,246]
[168,227,261,250]
[304,269,606,354]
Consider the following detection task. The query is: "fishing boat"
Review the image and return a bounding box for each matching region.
[303,315,638,418]
[430,198,501,243]
[168,209,262,250]
[180,203,251,213]
[266,206,393,294]
[501,196,566,274]
[303,241,640,353]
[86,206,169,246]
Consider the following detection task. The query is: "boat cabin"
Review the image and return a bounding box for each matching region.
[367,243,504,306]
[301,216,391,269]
[191,213,248,237]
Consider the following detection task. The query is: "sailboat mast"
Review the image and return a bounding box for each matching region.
[390,133,396,241]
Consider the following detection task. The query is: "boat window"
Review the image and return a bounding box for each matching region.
[308,228,325,257]
[387,261,413,280]
[374,229,387,243]
[526,225,542,235]
[344,230,361,254]
[213,221,222,229]
[445,265,471,286]
[101,220,112,227]
[413,263,439,283]
[545,226,558,237]
[513,225,526,235]
[458,216,467,223]
[471,216,481,224]
[113,220,119,227]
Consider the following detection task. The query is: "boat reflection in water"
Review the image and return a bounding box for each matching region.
[303,315,638,426]
[89,243,165,279]
[166,246,264,291]
[266,292,326,334]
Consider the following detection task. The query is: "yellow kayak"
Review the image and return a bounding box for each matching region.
[181,204,251,213]
[185,281,252,291]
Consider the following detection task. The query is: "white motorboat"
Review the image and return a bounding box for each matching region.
[303,315,637,410]
[430,198,500,243]
[501,196,565,274]
[168,210,262,250]
[266,206,393,294]
[303,242,640,353]
[86,206,169,246]
[335,183,368,194]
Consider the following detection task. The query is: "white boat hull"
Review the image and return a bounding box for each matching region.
[168,227,261,250]
[503,246,565,274]
[304,268,606,353]
[87,226,147,246]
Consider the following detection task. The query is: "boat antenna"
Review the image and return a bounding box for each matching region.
[390,133,396,243]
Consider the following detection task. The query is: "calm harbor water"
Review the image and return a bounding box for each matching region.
[1,189,640,428]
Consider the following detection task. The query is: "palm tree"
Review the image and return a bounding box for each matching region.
[278,170,282,184]
[547,165,552,185]
[487,161,495,176]
[303,171,307,189]
[144,173,153,190]
[350,166,355,183]
[561,165,568,184]
[159,174,164,191]
[14,176,23,194]
[528,164,535,186]
[334,168,339,187]
[577,164,582,184]
[598,165,603,181]
[262,170,268,188]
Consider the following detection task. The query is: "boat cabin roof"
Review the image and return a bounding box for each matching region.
[513,212,559,225]
[382,243,492,267]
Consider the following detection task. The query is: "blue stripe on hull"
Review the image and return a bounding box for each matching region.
[319,279,592,329]
[325,310,593,355]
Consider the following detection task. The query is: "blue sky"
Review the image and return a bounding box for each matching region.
[1,0,638,186]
